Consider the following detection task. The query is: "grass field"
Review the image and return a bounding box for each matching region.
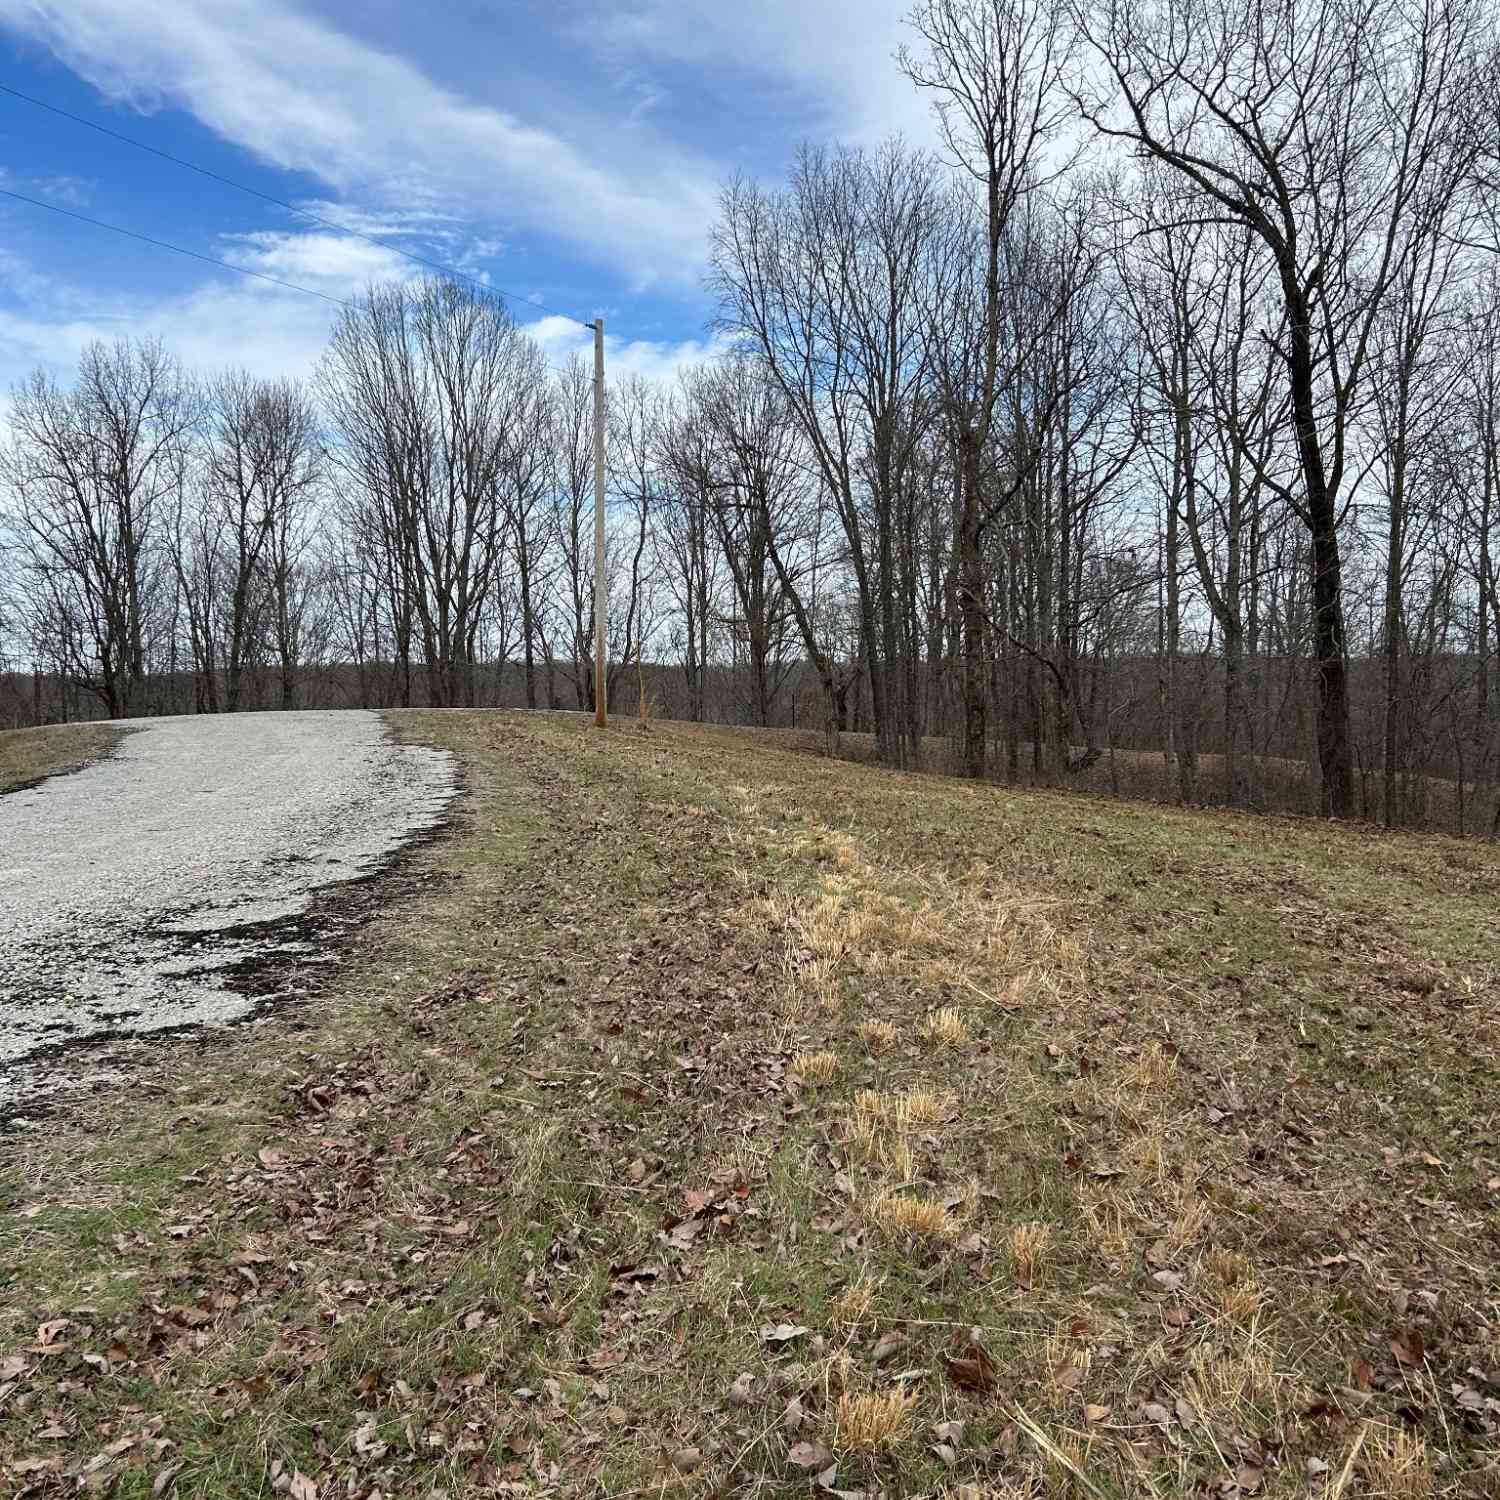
[0,723,127,794]
[3,711,1498,1498]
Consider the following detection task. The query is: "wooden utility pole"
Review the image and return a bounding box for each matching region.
[593,318,607,728]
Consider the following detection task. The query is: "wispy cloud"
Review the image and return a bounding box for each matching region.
[584,0,935,147]
[0,242,733,395]
[0,0,722,285]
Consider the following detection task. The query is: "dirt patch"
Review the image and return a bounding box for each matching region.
[1,794,460,1128]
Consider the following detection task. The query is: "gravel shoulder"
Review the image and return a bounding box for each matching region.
[0,710,455,1111]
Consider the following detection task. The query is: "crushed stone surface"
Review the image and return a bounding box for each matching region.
[0,711,455,1109]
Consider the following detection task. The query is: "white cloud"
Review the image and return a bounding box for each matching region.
[222,230,418,297]
[0,242,733,397]
[0,0,722,285]
[525,313,734,385]
[587,0,937,148]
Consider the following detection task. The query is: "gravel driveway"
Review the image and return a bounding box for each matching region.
[0,711,455,1111]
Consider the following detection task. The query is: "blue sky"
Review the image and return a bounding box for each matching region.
[0,0,932,389]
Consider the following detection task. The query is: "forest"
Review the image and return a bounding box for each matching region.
[3,0,1500,836]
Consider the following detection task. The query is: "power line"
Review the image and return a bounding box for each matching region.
[0,186,356,306]
[0,80,594,328]
[0,187,590,378]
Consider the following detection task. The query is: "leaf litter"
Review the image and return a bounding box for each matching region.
[2,711,1500,1496]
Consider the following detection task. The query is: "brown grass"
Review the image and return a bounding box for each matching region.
[830,1389,914,1450]
[0,721,126,793]
[3,710,1499,1497]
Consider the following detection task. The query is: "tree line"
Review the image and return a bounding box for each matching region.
[4,0,1500,835]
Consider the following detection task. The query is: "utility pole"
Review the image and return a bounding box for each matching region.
[593,317,607,728]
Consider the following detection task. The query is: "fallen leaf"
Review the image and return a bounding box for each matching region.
[759,1322,810,1346]
[789,1440,836,1469]
[1392,1329,1426,1368]
[945,1347,999,1394]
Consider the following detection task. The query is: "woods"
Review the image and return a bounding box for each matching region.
[4,0,1500,834]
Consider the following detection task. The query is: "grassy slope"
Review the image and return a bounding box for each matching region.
[2,712,1497,1499]
[0,723,126,794]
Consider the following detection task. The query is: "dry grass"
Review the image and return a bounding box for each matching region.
[858,1018,900,1049]
[790,1049,839,1084]
[922,1005,970,1047]
[1359,1425,1436,1498]
[846,1112,916,1178]
[0,721,125,793]
[868,1189,955,1241]
[830,1389,914,1450]
[4,711,1500,1498]
[830,1275,879,1328]
[1006,1221,1053,1287]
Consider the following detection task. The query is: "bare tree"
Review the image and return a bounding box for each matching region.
[900,0,1077,777]
[320,279,534,708]
[1076,0,1489,816]
[1,339,197,718]
[712,140,942,765]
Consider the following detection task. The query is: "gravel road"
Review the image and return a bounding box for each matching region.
[0,711,455,1112]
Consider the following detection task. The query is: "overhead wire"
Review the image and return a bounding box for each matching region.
[0,79,595,329]
[0,188,592,380]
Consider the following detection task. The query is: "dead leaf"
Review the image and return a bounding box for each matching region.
[1392,1329,1426,1368]
[945,1346,999,1394]
[788,1440,835,1469]
[759,1322,809,1346]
